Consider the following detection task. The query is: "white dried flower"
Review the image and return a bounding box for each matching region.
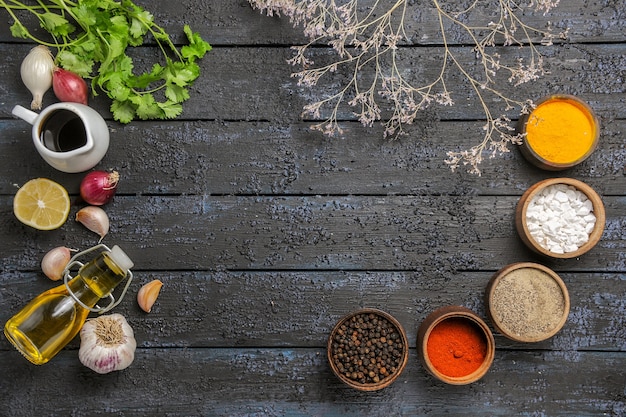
[249,0,564,175]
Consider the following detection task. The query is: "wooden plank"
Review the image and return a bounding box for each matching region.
[1,271,624,351]
[0,195,624,272]
[0,348,624,416]
[0,43,623,122]
[0,118,624,196]
[0,0,623,45]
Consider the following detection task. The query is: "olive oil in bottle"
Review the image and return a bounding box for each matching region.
[4,245,133,365]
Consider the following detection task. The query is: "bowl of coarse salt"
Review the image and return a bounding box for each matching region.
[515,178,605,259]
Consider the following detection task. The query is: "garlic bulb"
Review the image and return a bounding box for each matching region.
[21,45,55,110]
[76,206,110,242]
[79,313,136,374]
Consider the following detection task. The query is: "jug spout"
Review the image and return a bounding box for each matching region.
[12,105,38,125]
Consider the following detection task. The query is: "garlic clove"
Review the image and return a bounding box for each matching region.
[137,279,163,313]
[76,206,109,242]
[41,246,76,281]
[78,313,136,374]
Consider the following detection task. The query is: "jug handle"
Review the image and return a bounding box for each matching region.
[12,105,38,125]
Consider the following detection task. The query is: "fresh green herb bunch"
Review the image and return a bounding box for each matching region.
[2,0,212,123]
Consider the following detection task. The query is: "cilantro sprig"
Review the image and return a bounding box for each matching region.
[1,0,211,123]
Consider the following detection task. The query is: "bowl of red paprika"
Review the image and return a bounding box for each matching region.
[417,306,495,385]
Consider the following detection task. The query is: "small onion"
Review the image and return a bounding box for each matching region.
[52,67,88,105]
[80,170,120,206]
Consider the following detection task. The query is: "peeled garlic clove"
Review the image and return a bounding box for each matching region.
[137,279,163,313]
[79,313,136,374]
[76,206,109,242]
[41,246,75,281]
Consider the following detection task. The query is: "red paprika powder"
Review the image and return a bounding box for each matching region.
[426,317,487,378]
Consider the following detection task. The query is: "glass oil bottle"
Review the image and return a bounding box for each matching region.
[4,244,134,365]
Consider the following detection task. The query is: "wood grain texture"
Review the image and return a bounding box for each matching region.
[1,271,624,351]
[0,0,624,45]
[0,0,625,415]
[1,349,624,417]
[0,118,624,195]
[1,194,625,272]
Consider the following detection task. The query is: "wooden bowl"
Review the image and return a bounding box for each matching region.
[327,308,409,391]
[518,94,600,171]
[515,178,605,259]
[417,306,495,385]
[486,262,570,342]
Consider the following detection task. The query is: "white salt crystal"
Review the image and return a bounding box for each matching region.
[577,205,591,216]
[546,220,560,232]
[554,191,569,203]
[550,245,565,254]
[584,214,597,223]
[527,223,540,232]
[565,189,578,201]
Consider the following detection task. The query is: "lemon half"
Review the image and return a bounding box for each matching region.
[13,178,71,230]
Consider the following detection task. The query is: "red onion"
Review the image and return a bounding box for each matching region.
[80,170,120,205]
[53,67,88,105]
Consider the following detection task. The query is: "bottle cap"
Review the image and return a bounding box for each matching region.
[109,245,134,273]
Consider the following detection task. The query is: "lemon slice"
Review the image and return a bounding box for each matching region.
[13,178,71,230]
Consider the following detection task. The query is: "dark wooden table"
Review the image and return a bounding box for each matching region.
[1,1,625,415]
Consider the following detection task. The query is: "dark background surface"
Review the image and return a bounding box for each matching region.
[0,1,625,416]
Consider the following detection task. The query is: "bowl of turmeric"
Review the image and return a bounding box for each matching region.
[417,306,495,385]
[518,94,600,170]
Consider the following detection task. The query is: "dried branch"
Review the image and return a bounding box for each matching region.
[249,0,567,175]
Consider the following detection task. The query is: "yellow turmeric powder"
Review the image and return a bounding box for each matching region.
[525,97,598,164]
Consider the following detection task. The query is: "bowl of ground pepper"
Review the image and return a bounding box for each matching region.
[486,262,570,342]
[516,177,605,259]
[417,306,495,385]
[327,308,409,391]
[518,94,600,170]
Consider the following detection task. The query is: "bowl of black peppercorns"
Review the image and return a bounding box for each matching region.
[327,308,409,391]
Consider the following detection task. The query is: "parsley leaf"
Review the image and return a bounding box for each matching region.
[110,100,136,124]
[159,101,183,119]
[182,25,212,62]
[10,22,29,39]
[40,12,74,36]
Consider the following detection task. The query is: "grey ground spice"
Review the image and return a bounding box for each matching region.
[491,267,566,339]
